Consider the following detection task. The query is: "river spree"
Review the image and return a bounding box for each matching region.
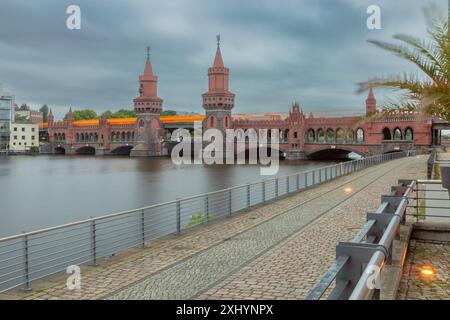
[0,155,341,237]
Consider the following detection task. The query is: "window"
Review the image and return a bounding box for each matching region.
[22,136,25,140]
[347,130,354,143]
[31,128,35,132]
[317,129,325,143]
[356,128,364,143]
[336,129,345,143]
[393,128,402,140]
[405,128,413,141]
[326,129,335,143]
[22,128,25,132]
[307,129,315,143]
[14,127,17,132]
[31,136,35,140]
[14,135,17,140]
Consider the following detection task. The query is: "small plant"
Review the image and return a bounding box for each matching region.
[29,146,40,154]
[185,212,213,228]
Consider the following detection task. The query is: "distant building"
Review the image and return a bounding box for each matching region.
[0,85,14,151]
[9,122,39,151]
[15,109,44,124]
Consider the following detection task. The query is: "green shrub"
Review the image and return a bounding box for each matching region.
[185,212,213,228]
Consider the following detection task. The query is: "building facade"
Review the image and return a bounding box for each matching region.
[0,87,14,152]
[44,40,442,158]
[9,122,39,151]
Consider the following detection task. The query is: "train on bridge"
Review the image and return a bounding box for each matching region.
[40,40,445,159]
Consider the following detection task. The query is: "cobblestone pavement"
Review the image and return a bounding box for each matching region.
[107,156,425,300]
[0,156,425,300]
[397,240,450,300]
[195,156,426,300]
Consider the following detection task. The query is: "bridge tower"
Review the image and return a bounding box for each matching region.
[202,35,235,134]
[366,88,376,115]
[131,47,163,156]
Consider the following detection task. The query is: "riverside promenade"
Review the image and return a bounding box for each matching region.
[0,155,427,300]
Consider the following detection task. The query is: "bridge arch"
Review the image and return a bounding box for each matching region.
[346,130,354,143]
[76,146,96,155]
[405,127,414,140]
[317,128,325,143]
[111,145,134,156]
[54,146,66,155]
[306,146,367,159]
[326,128,335,143]
[336,128,345,143]
[306,129,315,143]
[393,127,402,140]
[382,127,392,140]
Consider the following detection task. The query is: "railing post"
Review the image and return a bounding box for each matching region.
[262,181,266,202]
[247,184,251,208]
[90,220,97,266]
[22,233,31,291]
[296,173,300,190]
[204,194,209,223]
[311,170,314,185]
[319,169,322,183]
[141,209,145,248]
[176,200,181,234]
[275,178,279,197]
[287,176,290,194]
[229,189,232,216]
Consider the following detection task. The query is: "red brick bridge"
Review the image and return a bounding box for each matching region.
[42,40,444,159]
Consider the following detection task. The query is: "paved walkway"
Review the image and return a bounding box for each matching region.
[0,155,426,300]
[425,150,450,223]
[397,240,450,300]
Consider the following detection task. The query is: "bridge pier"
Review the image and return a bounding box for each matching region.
[285,150,307,160]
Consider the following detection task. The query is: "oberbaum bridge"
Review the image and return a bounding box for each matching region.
[40,39,447,159]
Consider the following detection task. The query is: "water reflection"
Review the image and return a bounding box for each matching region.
[0,155,339,237]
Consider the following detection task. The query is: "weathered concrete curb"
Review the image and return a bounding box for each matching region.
[411,222,450,243]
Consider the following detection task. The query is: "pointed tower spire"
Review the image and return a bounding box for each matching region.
[47,108,54,124]
[143,46,154,76]
[366,87,376,115]
[213,36,225,68]
[67,107,74,122]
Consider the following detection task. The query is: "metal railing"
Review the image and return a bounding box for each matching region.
[408,179,450,222]
[0,151,415,293]
[306,178,416,300]
[427,148,437,179]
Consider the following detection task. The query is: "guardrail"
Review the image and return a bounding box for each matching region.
[0,151,415,293]
[306,178,416,300]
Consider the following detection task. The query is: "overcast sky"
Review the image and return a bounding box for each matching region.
[0,0,447,119]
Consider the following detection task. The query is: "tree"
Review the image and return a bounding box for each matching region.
[40,105,49,122]
[19,103,30,111]
[100,110,114,119]
[161,110,177,116]
[358,5,449,121]
[113,109,136,118]
[63,109,98,121]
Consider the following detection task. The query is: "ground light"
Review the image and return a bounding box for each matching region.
[344,187,353,193]
[419,266,435,277]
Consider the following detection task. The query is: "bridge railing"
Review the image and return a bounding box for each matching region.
[0,151,416,293]
[306,178,418,300]
[427,147,437,179]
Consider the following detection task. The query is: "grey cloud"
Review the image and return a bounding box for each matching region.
[0,0,446,119]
